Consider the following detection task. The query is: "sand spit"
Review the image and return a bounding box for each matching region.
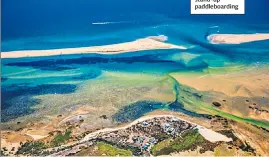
[81,114,232,143]
[1,36,186,59]
[208,33,269,44]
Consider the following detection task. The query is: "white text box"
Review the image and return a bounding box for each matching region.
[191,0,245,14]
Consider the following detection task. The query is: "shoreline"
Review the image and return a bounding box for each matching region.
[1,36,186,59]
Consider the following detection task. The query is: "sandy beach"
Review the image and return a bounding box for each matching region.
[208,33,269,44]
[1,36,186,58]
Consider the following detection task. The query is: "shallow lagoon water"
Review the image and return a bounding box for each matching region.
[1,0,269,129]
[1,43,268,124]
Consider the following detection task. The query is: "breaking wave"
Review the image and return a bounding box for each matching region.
[92,21,135,25]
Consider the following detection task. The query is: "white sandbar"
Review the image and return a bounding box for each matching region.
[208,33,269,44]
[1,36,186,59]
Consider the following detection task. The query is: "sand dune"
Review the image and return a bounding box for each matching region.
[208,33,269,44]
[1,36,186,58]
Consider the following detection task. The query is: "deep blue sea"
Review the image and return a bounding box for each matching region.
[2,0,269,51]
[1,0,269,122]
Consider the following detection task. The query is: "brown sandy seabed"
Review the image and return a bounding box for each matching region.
[170,66,269,122]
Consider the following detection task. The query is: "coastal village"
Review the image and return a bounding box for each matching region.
[94,116,195,155]
[3,114,262,156]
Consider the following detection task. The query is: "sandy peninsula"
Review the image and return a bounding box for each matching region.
[208,33,269,44]
[81,114,232,143]
[1,35,186,59]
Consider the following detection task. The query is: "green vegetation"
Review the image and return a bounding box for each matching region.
[172,129,204,150]
[151,138,173,155]
[151,129,205,156]
[211,107,269,129]
[166,74,269,130]
[51,130,71,147]
[97,142,132,156]
[16,141,48,155]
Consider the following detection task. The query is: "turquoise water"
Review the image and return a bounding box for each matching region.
[1,0,269,122]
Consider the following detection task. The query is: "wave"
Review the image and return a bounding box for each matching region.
[147,35,168,42]
[209,25,219,28]
[92,21,135,25]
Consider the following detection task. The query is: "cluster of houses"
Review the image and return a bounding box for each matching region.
[132,136,157,151]
[44,116,196,156]
[98,116,195,153]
